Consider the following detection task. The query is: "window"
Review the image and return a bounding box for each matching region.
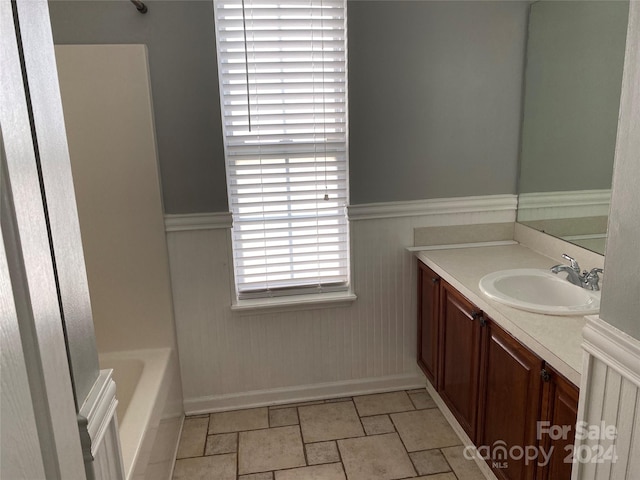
[214,0,350,299]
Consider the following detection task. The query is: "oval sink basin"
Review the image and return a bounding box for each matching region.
[479,269,600,316]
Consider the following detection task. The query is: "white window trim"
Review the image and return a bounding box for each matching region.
[230,290,357,315]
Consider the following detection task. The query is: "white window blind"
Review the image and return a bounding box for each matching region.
[213,0,350,298]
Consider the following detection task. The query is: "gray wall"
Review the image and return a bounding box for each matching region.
[518,0,628,194]
[49,0,228,214]
[348,1,528,204]
[50,0,528,212]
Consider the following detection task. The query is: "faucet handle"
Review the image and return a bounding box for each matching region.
[561,254,581,272]
[585,268,603,291]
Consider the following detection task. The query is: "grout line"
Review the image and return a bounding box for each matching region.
[209,422,297,436]
[387,413,418,471]
[354,403,368,438]
[269,400,326,410]
[439,447,462,480]
[335,442,344,473]
[235,430,239,479]
[203,415,210,457]
[358,408,414,418]
[299,422,309,466]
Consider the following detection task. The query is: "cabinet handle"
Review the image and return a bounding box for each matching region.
[479,317,487,327]
[541,369,551,382]
[471,311,482,320]
[431,277,440,284]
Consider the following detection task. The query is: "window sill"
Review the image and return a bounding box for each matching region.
[231,291,357,316]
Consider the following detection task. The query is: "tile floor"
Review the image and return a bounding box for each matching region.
[173,389,488,480]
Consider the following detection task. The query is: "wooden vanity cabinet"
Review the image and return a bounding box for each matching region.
[438,281,483,442]
[537,365,579,480]
[417,262,441,386]
[476,318,544,480]
[416,259,579,480]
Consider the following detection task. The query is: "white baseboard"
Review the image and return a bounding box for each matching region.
[184,373,426,415]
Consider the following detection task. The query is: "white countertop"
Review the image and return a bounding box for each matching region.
[415,244,586,386]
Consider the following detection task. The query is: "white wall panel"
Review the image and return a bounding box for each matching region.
[575,317,640,480]
[166,197,517,412]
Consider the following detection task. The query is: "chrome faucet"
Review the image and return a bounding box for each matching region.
[550,254,583,286]
[550,254,603,291]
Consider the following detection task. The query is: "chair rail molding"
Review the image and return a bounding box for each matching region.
[164,194,518,232]
[347,194,518,221]
[517,189,611,221]
[164,212,233,231]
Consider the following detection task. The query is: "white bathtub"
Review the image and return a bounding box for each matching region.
[99,348,184,480]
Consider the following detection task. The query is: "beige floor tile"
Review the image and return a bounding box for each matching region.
[353,391,415,416]
[305,441,340,465]
[210,407,269,434]
[360,414,395,435]
[238,425,306,475]
[172,454,236,480]
[240,473,274,480]
[205,432,237,455]
[409,390,437,410]
[410,449,451,475]
[338,432,416,480]
[391,409,461,452]
[441,445,487,480]
[176,417,208,459]
[414,474,457,480]
[269,407,299,427]
[298,402,364,443]
[275,462,346,480]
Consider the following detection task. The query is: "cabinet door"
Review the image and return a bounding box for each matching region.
[537,366,579,480]
[438,281,483,441]
[417,261,440,386]
[477,319,543,480]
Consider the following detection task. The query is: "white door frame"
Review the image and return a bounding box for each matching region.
[0,1,87,478]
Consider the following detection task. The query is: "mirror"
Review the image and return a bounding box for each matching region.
[516,0,629,255]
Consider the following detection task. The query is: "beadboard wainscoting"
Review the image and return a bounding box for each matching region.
[574,317,640,480]
[165,195,517,414]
